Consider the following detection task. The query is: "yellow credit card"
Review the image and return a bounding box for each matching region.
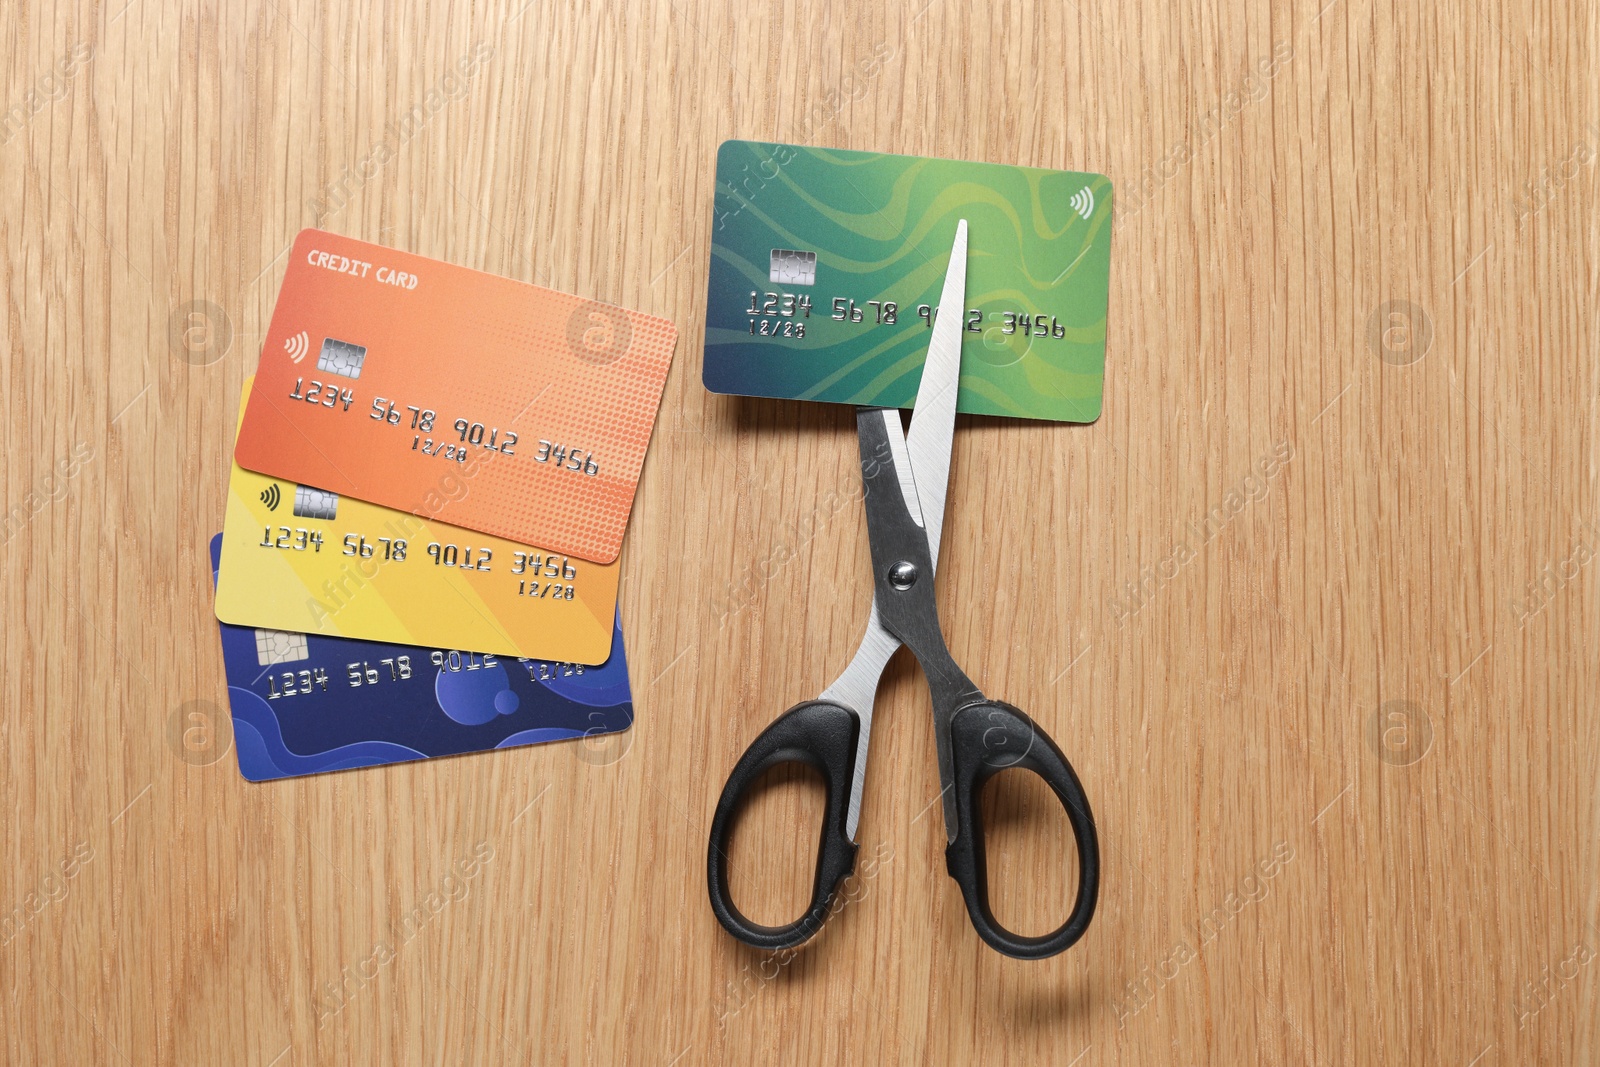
[214,378,620,664]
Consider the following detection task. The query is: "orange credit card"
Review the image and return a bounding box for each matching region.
[234,230,678,564]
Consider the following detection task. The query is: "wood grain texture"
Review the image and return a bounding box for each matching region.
[2,0,1596,1062]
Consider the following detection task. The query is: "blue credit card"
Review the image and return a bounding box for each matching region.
[209,534,633,781]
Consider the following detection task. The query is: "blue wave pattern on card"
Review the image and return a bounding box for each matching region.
[210,535,633,781]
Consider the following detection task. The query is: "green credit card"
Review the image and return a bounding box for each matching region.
[702,140,1112,422]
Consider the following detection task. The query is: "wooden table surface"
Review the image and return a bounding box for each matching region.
[4,0,1596,1062]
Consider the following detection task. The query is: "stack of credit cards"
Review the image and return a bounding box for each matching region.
[212,230,677,780]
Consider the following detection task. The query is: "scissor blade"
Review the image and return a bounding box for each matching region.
[820,599,901,840]
[904,219,968,570]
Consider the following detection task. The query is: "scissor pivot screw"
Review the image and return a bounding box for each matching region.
[888,560,918,590]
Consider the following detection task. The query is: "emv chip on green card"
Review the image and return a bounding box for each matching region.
[702,141,1112,422]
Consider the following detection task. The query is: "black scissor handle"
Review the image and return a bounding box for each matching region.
[707,700,861,952]
[944,700,1099,959]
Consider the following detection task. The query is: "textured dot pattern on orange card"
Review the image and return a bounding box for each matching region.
[430,295,677,565]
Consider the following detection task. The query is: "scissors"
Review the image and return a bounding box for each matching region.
[706,221,1099,960]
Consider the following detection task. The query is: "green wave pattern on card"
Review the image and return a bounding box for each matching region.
[703,141,1111,422]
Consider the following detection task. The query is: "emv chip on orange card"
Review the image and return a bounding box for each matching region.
[234,230,678,564]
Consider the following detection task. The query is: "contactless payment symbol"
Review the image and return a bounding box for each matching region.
[1069,187,1095,220]
[284,331,310,363]
[259,483,281,511]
